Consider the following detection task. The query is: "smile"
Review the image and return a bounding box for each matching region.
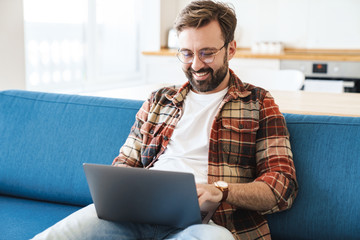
[194,72,208,77]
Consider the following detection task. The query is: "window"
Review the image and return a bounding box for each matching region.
[23,0,141,93]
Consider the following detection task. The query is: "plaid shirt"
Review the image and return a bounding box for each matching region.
[113,69,298,240]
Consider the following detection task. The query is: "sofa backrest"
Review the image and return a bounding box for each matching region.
[0,90,143,206]
[268,113,360,239]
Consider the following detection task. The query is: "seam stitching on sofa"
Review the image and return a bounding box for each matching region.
[288,122,360,126]
[0,93,143,111]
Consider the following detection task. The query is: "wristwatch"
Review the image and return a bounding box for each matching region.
[214,181,229,202]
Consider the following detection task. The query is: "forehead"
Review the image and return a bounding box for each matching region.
[178,20,224,50]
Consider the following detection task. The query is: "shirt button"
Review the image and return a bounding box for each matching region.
[164,136,168,141]
[149,129,154,134]
[238,124,244,129]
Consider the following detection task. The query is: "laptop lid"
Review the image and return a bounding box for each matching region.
[83,163,217,228]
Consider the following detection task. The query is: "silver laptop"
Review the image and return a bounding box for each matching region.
[83,163,219,228]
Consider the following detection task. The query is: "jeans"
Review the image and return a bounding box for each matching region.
[32,204,234,240]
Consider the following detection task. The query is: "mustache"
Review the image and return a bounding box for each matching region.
[188,68,213,74]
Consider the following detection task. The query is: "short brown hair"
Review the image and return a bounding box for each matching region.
[174,0,237,44]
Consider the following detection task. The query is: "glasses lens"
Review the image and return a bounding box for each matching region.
[177,51,193,64]
[177,46,224,64]
[199,50,216,64]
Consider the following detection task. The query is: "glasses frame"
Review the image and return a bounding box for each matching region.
[176,43,227,64]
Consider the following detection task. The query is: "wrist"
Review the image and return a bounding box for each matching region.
[214,181,229,202]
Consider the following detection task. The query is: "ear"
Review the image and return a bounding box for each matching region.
[227,40,237,61]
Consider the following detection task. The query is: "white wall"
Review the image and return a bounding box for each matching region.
[139,0,161,51]
[163,0,360,49]
[160,0,180,48]
[0,0,26,90]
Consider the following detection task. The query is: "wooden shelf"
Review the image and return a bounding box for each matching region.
[142,48,360,62]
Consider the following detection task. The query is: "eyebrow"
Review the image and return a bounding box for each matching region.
[179,47,218,52]
[179,48,193,52]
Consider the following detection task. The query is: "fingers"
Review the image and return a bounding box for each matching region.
[196,185,208,206]
[113,163,132,168]
[196,184,222,206]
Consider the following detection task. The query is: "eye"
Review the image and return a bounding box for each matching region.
[199,50,215,58]
[180,50,193,58]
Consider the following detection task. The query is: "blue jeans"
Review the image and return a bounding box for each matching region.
[32,204,234,240]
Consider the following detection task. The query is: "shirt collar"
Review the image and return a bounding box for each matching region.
[226,69,252,99]
[165,82,191,106]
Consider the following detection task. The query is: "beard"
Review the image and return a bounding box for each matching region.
[184,55,229,93]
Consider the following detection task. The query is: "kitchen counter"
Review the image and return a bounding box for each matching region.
[270,90,360,117]
[142,48,360,62]
[83,84,360,117]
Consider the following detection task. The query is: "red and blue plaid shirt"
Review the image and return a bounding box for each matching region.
[113,69,298,239]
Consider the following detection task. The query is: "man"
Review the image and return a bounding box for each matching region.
[33,1,297,239]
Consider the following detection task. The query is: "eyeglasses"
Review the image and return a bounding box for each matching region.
[176,43,227,64]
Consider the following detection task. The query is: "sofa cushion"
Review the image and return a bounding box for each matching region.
[268,114,360,239]
[0,90,143,206]
[0,195,81,240]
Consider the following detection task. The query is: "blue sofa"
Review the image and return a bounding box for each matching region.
[0,90,359,240]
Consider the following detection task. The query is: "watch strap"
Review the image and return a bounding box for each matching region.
[214,181,229,202]
[220,187,228,202]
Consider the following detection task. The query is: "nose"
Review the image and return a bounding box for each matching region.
[191,54,205,72]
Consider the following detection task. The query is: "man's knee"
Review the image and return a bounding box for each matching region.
[32,204,101,240]
[169,223,234,240]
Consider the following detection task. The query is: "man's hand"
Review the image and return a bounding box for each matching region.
[196,183,223,206]
[113,163,132,168]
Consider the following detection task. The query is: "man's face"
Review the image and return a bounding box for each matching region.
[178,20,236,94]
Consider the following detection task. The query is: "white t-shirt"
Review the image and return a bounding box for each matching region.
[152,88,228,184]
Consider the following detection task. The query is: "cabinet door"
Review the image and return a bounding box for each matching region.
[229,58,280,72]
[143,56,281,87]
[230,59,282,89]
[142,56,185,85]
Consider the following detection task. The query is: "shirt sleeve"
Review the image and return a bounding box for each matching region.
[112,97,151,168]
[254,91,298,214]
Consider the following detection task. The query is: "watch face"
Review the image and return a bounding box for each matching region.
[217,181,228,188]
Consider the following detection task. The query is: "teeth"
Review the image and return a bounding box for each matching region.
[194,72,208,77]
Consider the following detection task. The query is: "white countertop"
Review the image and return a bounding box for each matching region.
[82,84,360,117]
